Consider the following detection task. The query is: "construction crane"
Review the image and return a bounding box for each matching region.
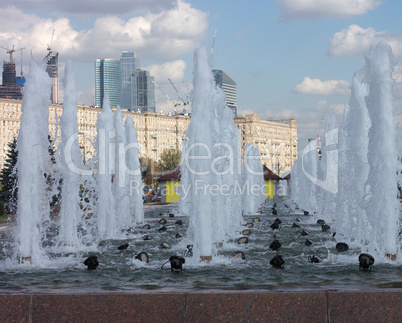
[168,78,189,108]
[47,29,55,52]
[211,29,218,59]
[0,45,25,65]
[152,80,178,113]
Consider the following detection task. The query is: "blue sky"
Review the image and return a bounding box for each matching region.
[1,0,402,149]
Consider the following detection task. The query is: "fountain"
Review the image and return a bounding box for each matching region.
[0,43,400,322]
[291,40,401,260]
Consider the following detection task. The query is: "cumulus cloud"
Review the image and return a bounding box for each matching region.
[0,0,175,15]
[277,0,382,20]
[0,1,208,64]
[294,77,351,95]
[329,25,402,57]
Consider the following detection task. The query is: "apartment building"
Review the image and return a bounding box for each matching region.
[0,99,297,175]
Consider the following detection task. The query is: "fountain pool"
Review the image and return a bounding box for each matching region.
[0,199,400,294]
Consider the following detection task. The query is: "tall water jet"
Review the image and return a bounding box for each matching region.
[124,116,144,224]
[184,47,217,261]
[363,41,399,257]
[214,106,243,241]
[95,95,117,239]
[15,61,52,264]
[57,60,83,247]
[113,106,129,229]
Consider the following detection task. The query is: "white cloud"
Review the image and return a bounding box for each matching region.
[329,104,345,116]
[329,25,402,57]
[277,0,382,20]
[294,77,351,95]
[0,1,208,64]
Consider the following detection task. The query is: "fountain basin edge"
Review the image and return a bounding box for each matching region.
[1,289,401,322]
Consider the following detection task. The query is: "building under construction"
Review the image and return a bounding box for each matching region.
[44,50,59,104]
[0,46,24,100]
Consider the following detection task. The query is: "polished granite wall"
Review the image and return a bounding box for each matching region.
[1,290,401,322]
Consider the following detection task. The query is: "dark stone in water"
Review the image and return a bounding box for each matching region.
[274,218,282,224]
[143,224,151,230]
[158,226,167,232]
[322,224,331,232]
[269,239,281,251]
[246,222,254,228]
[359,253,375,270]
[84,255,99,270]
[142,235,150,240]
[175,232,183,239]
[169,213,175,218]
[175,220,183,225]
[301,229,309,236]
[160,242,171,249]
[270,222,280,230]
[296,217,303,222]
[273,202,277,207]
[304,211,309,215]
[159,218,167,224]
[317,219,326,225]
[292,223,300,228]
[272,209,277,215]
[308,255,322,263]
[118,243,129,250]
[270,255,285,268]
[305,238,313,246]
[336,242,349,252]
[253,217,260,222]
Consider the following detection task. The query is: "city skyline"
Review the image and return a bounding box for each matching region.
[0,1,402,150]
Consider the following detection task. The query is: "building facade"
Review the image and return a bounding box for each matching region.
[213,69,237,117]
[120,51,140,111]
[0,99,297,175]
[234,114,297,176]
[95,59,121,108]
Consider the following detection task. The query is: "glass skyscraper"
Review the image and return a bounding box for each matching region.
[213,69,237,116]
[133,70,155,113]
[95,58,121,108]
[120,51,140,110]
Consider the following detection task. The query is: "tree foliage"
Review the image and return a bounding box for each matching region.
[157,149,181,173]
[0,138,18,202]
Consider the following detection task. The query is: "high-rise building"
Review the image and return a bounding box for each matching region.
[95,59,121,108]
[213,69,237,116]
[44,51,59,104]
[133,69,155,113]
[120,51,140,110]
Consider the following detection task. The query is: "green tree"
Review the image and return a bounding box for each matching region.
[157,149,181,173]
[0,138,18,203]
